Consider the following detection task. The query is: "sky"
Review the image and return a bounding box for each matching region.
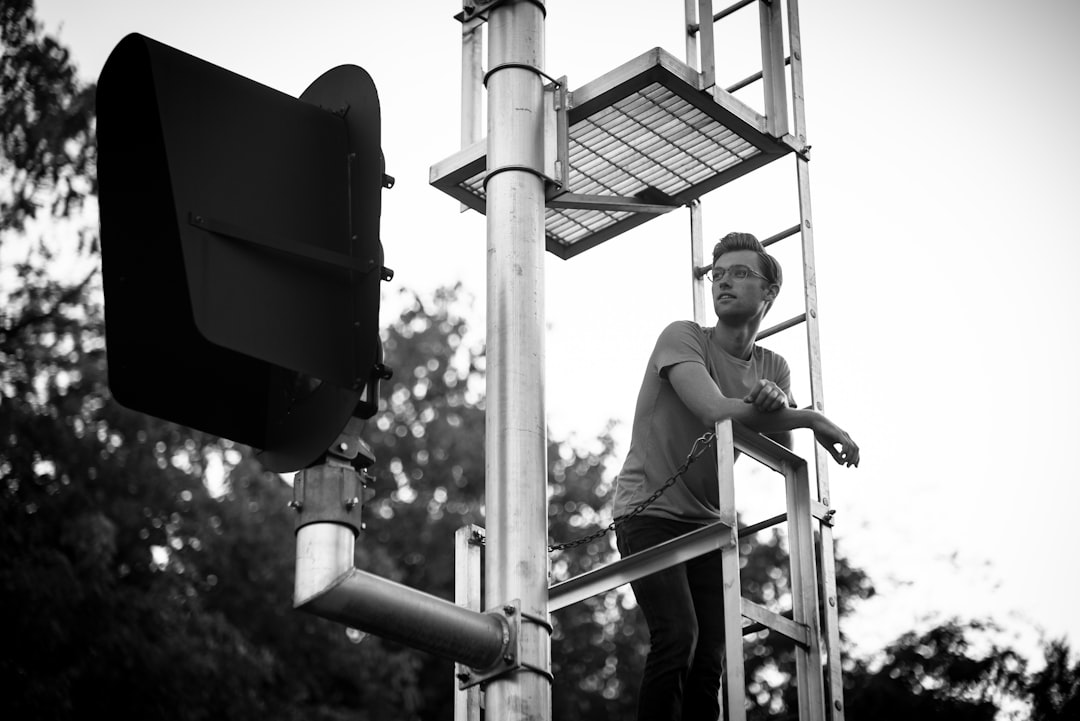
[31,0,1080,664]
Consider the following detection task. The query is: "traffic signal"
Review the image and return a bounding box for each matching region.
[97,33,391,472]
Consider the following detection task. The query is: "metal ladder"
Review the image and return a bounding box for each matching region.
[685,1,845,718]
[447,1,846,719]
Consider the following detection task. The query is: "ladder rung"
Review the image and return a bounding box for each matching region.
[757,313,805,340]
[762,224,800,247]
[741,600,810,646]
[714,0,756,24]
[738,513,786,539]
[687,0,755,33]
[725,56,792,95]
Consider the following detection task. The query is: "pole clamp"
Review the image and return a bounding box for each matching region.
[291,462,369,536]
[456,599,554,690]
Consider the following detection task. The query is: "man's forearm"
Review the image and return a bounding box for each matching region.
[668,362,820,434]
[708,397,821,435]
[667,360,858,466]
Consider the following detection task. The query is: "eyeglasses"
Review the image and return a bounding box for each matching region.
[707,264,768,283]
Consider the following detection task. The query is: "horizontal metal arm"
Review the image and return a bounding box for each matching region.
[295,523,507,670]
[548,520,733,612]
[546,193,680,215]
[741,599,809,646]
[731,419,805,473]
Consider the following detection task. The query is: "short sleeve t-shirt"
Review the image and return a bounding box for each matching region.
[613,320,793,524]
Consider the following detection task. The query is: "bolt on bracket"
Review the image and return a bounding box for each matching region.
[455,599,554,690]
[291,463,365,535]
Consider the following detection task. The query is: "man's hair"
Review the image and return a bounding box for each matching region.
[712,231,783,288]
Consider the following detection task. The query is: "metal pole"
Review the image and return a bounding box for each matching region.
[294,523,507,669]
[484,1,551,720]
[461,10,483,148]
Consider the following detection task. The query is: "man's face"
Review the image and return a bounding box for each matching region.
[711,249,777,322]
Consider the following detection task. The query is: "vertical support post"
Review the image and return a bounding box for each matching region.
[785,460,827,720]
[689,199,707,325]
[697,0,717,89]
[461,11,484,149]
[758,0,789,136]
[684,0,700,69]
[455,526,484,721]
[484,2,551,720]
[714,419,746,721]
[461,8,484,213]
[785,0,808,147]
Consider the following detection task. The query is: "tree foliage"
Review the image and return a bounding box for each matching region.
[842,619,1028,721]
[1,0,96,237]
[3,2,1080,718]
[1029,639,1080,721]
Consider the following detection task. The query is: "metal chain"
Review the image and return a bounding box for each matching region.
[469,431,716,553]
[546,430,716,552]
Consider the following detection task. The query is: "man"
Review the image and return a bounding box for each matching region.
[613,232,859,721]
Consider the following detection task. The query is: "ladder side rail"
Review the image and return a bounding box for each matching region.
[454,525,484,721]
[733,423,826,718]
[815,480,845,720]
[685,0,700,69]
[796,97,847,721]
[785,0,845,715]
[461,7,484,149]
[786,458,827,720]
[460,7,484,213]
[690,199,707,324]
[758,0,789,137]
[786,0,809,146]
[697,0,718,90]
[715,419,747,721]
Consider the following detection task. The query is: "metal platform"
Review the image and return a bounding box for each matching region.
[430,47,801,259]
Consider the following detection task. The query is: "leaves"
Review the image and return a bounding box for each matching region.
[1,0,97,237]
[5,1,1080,717]
[1029,639,1080,721]
[843,619,1030,721]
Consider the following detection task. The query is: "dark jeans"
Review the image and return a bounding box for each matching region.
[616,516,727,721]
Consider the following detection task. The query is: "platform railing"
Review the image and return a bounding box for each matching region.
[454,417,831,720]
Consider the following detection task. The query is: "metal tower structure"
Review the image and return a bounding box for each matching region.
[432,1,846,719]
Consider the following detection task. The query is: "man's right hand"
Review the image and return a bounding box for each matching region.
[743,378,789,413]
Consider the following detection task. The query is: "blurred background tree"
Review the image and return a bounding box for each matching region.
[3,0,1079,718]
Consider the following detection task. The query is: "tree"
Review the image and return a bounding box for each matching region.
[547,426,647,719]
[1,0,96,238]
[6,3,1080,718]
[1029,639,1080,721]
[843,619,1029,721]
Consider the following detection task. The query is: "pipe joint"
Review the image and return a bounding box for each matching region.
[291,463,367,536]
[456,600,554,690]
